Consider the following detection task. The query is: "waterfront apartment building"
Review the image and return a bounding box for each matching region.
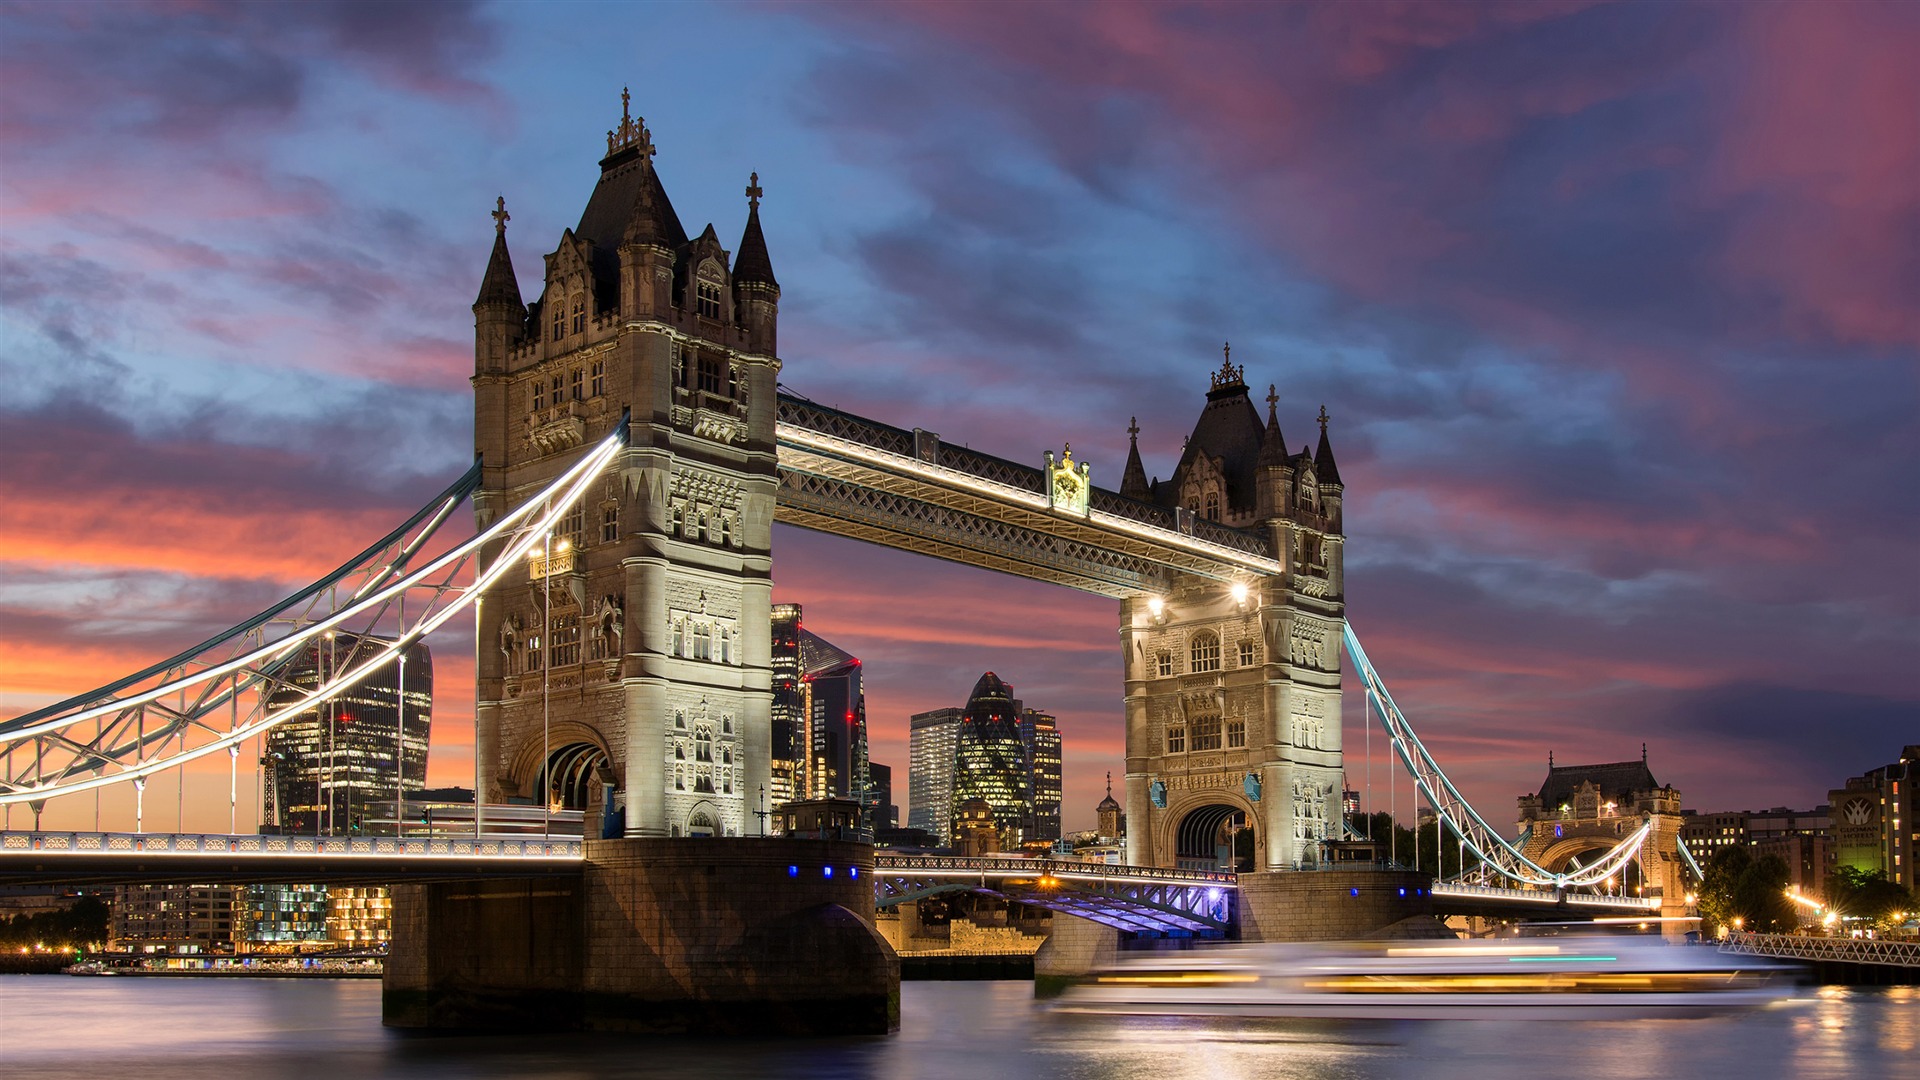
[1019,709,1062,843]
[263,632,432,836]
[908,707,963,845]
[111,884,237,954]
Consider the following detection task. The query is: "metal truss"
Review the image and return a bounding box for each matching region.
[1721,932,1920,970]
[1430,882,1661,913]
[1343,622,1653,890]
[0,830,582,886]
[871,855,1236,934]
[774,395,1279,598]
[0,429,627,823]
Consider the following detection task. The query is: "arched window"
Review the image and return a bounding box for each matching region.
[590,359,605,397]
[675,744,685,761]
[674,709,686,730]
[723,717,733,735]
[695,727,713,763]
[570,367,583,400]
[722,747,733,766]
[570,294,586,335]
[674,765,685,791]
[696,279,722,320]
[1189,630,1221,673]
[550,301,564,342]
[1204,491,1220,521]
[532,380,544,411]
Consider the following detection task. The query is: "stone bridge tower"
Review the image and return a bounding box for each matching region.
[469,94,780,838]
[1516,751,1690,921]
[1120,349,1346,872]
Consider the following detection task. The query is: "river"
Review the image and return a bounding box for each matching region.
[0,976,1912,1079]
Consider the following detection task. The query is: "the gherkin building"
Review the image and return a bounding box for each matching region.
[951,671,1031,844]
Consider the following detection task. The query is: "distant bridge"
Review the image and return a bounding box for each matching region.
[872,854,1237,935]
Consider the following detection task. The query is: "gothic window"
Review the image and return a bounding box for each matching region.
[672,341,685,387]
[1204,491,1220,521]
[724,773,733,795]
[1156,651,1173,678]
[697,354,723,395]
[1192,716,1222,751]
[691,621,712,662]
[551,376,563,408]
[1189,630,1221,673]
[550,302,564,342]
[696,280,722,320]
[671,617,684,658]
[549,613,580,666]
[532,381,544,411]
[722,747,733,766]
[1238,639,1257,667]
[600,504,619,543]
[717,516,731,547]
[675,744,685,761]
[1166,725,1186,754]
[726,364,739,400]
[723,717,733,735]
[570,367,584,400]
[570,294,586,335]
[717,625,732,664]
[695,728,714,763]
[590,359,605,397]
[526,633,542,671]
[674,709,686,729]
[694,771,715,794]
[1226,719,1246,748]
[674,766,684,791]
[560,504,584,549]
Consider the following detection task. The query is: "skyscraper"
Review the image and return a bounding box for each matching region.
[866,761,896,831]
[952,672,1031,846]
[264,633,431,835]
[1019,709,1062,843]
[908,707,963,845]
[770,604,804,809]
[799,625,867,811]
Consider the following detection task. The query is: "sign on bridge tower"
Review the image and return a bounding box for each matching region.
[1122,350,1347,872]
[471,93,781,838]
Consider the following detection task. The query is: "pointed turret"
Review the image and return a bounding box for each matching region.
[734,172,777,288]
[1120,417,1151,501]
[1257,383,1289,466]
[475,196,524,310]
[1314,405,1343,487]
[733,173,780,356]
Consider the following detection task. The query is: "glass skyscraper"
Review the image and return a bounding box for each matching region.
[769,604,805,809]
[952,671,1031,845]
[908,707,964,845]
[263,632,431,835]
[1019,708,1062,843]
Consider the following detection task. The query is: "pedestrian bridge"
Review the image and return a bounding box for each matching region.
[872,854,1237,935]
[0,830,582,886]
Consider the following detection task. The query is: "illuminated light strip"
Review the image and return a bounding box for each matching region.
[1387,945,1562,957]
[0,433,626,804]
[0,832,584,859]
[775,424,1282,577]
[1508,955,1616,963]
[4,432,622,744]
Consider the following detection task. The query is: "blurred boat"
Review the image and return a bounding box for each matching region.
[1054,937,1792,1020]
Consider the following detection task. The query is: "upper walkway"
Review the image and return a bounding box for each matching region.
[0,830,582,886]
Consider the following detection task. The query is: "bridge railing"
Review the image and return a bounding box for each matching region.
[1722,931,1920,969]
[1430,881,1662,911]
[0,831,583,859]
[873,854,1237,888]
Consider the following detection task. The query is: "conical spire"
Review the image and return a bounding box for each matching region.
[1257,383,1290,466]
[1120,416,1150,500]
[1314,405,1343,486]
[734,171,778,288]
[474,196,524,309]
[623,160,677,247]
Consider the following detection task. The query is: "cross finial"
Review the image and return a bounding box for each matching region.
[1223,341,1231,365]
[1266,383,1278,414]
[1127,416,1139,442]
[1061,442,1073,467]
[746,171,763,208]
[1317,404,1329,434]
[621,86,631,123]
[1105,771,1112,796]
[492,195,509,235]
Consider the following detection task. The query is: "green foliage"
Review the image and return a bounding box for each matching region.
[0,895,110,951]
[1825,866,1917,930]
[1697,845,1795,933]
[1344,811,1483,878]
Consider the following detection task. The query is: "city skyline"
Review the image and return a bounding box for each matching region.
[3,3,1915,836]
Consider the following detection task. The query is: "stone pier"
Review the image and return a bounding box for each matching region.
[384,837,899,1035]
[1238,869,1450,941]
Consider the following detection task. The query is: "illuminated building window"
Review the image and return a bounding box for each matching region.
[1156,651,1173,677]
[672,341,685,386]
[570,294,586,335]
[590,359,605,397]
[560,504,584,549]
[1189,631,1221,673]
[1238,640,1257,667]
[1167,726,1186,754]
[695,728,713,763]
[551,301,564,341]
[1226,719,1246,748]
[526,633,542,671]
[697,279,722,320]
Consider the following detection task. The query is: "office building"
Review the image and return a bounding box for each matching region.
[908,707,963,845]
[263,632,431,835]
[1831,744,1919,889]
[1019,709,1062,843]
[866,761,897,831]
[952,671,1031,846]
[770,604,805,809]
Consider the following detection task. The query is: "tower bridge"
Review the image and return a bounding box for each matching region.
[0,93,1688,1034]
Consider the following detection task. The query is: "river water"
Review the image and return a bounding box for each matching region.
[0,976,1912,1079]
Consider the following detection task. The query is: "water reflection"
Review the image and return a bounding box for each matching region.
[0,976,1911,1080]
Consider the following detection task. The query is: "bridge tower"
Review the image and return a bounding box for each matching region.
[1120,351,1346,872]
[471,94,780,838]
[1516,752,1691,923]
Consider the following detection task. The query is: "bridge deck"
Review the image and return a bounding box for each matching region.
[0,831,583,886]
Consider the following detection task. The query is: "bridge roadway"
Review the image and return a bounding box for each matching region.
[0,831,583,886]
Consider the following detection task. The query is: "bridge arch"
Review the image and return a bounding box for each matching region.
[505,721,615,808]
[1537,832,1647,892]
[1168,797,1257,872]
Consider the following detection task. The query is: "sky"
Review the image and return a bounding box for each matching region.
[1,1,1915,836]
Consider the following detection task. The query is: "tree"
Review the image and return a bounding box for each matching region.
[1698,846,1795,934]
[1826,867,1917,931]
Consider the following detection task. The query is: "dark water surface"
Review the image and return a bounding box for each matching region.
[1,976,1913,1079]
